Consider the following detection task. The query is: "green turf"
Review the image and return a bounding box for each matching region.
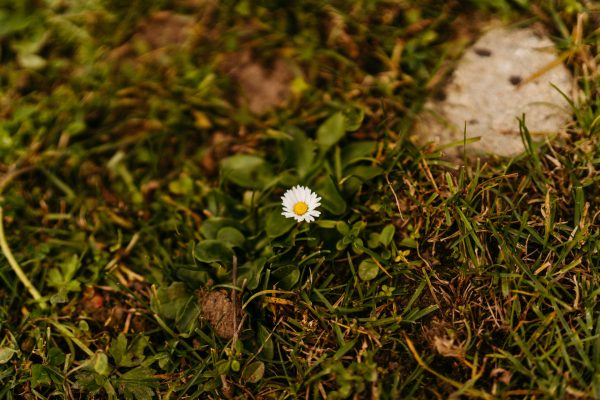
[0,0,599,398]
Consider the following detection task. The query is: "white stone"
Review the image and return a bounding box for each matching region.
[415,27,575,158]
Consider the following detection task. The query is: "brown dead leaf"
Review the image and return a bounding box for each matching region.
[424,318,466,359]
[199,290,243,340]
[490,368,512,385]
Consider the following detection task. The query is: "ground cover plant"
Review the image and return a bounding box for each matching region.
[0,0,599,398]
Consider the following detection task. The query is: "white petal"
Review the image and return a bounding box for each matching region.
[280,186,321,223]
[289,188,298,203]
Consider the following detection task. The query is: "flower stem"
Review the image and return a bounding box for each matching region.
[0,207,47,309]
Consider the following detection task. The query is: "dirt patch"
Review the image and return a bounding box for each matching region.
[110,11,197,63]
[221,50,296,114]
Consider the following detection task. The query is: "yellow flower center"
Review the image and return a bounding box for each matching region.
[293,201,309,216]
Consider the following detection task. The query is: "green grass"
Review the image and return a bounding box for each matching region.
[0,0,599,398]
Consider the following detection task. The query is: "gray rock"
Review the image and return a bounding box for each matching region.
[415,26,575,158]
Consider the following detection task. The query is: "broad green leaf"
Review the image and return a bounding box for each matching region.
[93,352,111,376]
[168,173,194,195]
[194,240,234,265]
[336,221,350,235]
[175,297,200,334]
[0,14,34,37]
[221,155,274,189]
[109,334,129,367]
[265,209,296,238]
[61,255,80,280]
[217,227,245,247]
[50,289,68,305]
[119,366,156,381]
[47,269,65,288]
[237,257,266,290]
[293,130,315,178]
[17,53,46,69]
[200,217,241,239]
[379,225,396,247]
[358,259,379,281]
[344,165,383,181]
[399,238,418,248]
[315,220,337,228]
[242,361,265,383]
[175,267,210,286]
[319,175,347,215]
[341,141,376,167]
[31,364,52,388]
[367,232,380,248]
[271,265,300,289]
[129,335,150,364]
[48,347,65,367]
[0,347,16,364]
[285,128,315,178]
[257,325,274,360]
[151,282,190,320]
[342,106,365,131]
[119,367,157,400]
[316,112,346,152]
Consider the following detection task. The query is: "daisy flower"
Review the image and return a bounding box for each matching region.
[281,185,321,223]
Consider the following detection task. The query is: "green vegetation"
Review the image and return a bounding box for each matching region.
[0,0,599,398]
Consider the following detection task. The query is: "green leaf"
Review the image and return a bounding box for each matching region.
[221,155,274,189]
[285,128,315,178]
[257,325,274,360]
[151,282,190,320]
[315,220,337,228]
[344,165,383,181]
[358,259,379,281]
[265,209,296,238]
[319,175,347,215]
[217,227,245,247]
[31,364,52,388]
[129,335,150,364]
[47,269,64,288]
[367,232,380,248]
[237,257,266,290]
[242,361,265,384]
[341,141,376,167]
[336,221,350,235]
[174,296,200,334]
[0,347,16,364]
[194,240,234,265]
[110,334,132,367]
[47,347,65,366]
[61,255,80,281]
[118,367,156,400]
[342,106,365,131]
[17,53,46,69]
[168,173,194,195]
[399,238,418,248]
[93,352,111,376]
[0,14,34,37]
[379,225,396,247]
[200,217,241,239]
[316,112,346,152]
[271,265,300,289]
